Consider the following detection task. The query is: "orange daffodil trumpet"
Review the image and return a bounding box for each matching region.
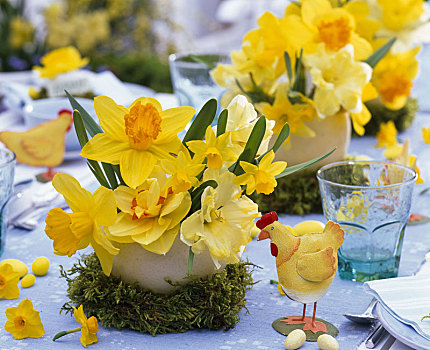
[45,173,118,275]
[80,96,195,188]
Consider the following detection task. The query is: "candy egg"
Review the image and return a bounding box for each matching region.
[21,274,36,288]
[317,334,339,350]
[293,221,325,236]
[284,329,306,349]
[0,259,28,278]
[31,257,50,276]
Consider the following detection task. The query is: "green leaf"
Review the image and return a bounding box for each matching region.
[73,110,89,148]
[284,51,293,82]
[182,99,217,145]
[364,38,396,68]
[87,161,110,188]
[190,180,218,213]
[258,122,290,160]
[217,109,228,136]
[232,116,266,174]
[187,247,194,275]
[112,165,126,186]
[66,90,102,137]
[292,50,306,95]
[275,148,336,179]
[102,163,119,189]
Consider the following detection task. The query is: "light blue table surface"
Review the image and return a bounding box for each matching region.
[1,47,430,350]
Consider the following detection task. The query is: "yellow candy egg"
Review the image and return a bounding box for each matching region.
[0,259,28,278]
[31,257,50,276]
[21,274,36,288]
[293,221,325,236]
[284,329,306,349]
[317,334,339,350]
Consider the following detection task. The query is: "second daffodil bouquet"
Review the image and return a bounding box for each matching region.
[44,93,332,278]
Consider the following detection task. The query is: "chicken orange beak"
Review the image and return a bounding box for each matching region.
[257,230,270,241]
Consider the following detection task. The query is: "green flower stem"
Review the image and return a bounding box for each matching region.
[53,327,82,341]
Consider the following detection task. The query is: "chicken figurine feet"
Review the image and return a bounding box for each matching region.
[257,211,345,340]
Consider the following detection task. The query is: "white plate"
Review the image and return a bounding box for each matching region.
[376,303,430,350]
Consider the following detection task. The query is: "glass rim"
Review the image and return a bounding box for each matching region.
[169,51,230,67]
[316,160,417,190]
[0,148,16,170]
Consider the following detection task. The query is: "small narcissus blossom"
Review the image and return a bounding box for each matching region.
[376,121,398,148]
[45,173,118,275]
[33,46,89,79]
[160,148,205,193]
[53,305,98,347]
[187,126,236,169]
[181,171,260,268]
[80,96,195,188]
[422,127,430,144]
[233,151,287,195]
[0,263,20,300]
[5,299,45,339]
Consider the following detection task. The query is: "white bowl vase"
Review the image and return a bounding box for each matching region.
[274,111,351,172]
[111,235,223,294]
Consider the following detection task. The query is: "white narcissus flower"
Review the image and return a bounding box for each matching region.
[180,171,260,268]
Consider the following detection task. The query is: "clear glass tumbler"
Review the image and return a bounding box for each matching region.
[317,161,416,282]
[169,53,228,112]
[0,148,16,256]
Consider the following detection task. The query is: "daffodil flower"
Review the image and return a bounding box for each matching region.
[376,121,398,148]
[180,171,259,268]
[187,126,236,169]
[0,263,19,300]
[53,305,98,347]
[303,44,372,118]
[422,127,430,144]
[5,299,45,339]
[45,173,118,275]
[233,151,287,195]
[80,96,195,188]
[33,46,89,79]
[107,175,191,255]
[350,82,378,136]
[160,148,205,193]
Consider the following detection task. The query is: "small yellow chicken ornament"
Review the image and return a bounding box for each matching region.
[0,110,72,180]
[257,212,344,335]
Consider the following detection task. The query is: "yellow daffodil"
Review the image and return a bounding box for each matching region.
[160,148,205,193]
[303,44,371,117]
[181,171,259,268]
[234,151,287,195]
[336,191,369,221]
[378,0,424,32]
[107,175,191,254]
[187,126,236,169]
[383,144,403,160]
[350,82,378,135]
[45,173,118,275]
[282,0,373,59]
[226,95,275,156]
[53,305,98,347]
[33,46,89,79]
[5,299,45,339]
[422,128,430,144]
[372,47,419,110]
[9,17,35,49]
[344,1,381,42]
[258,83,316,138]
[0,263,19,300]
[80,96,195,188]
[376,121,397,148]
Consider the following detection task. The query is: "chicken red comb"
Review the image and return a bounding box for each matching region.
[256,211,278,229]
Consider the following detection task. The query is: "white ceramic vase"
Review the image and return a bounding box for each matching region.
[111,235,222,294]
[274,112,351,172]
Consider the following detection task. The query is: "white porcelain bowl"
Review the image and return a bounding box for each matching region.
[23,97,97,151]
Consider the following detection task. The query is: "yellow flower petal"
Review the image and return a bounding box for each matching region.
[94,96,128,142]
[129,96,163,112]
[5,299,45,339]
[91,238,114,276]
[156,106,195,143]
[80,133,130,164]
[119,149,157,188]
[113,186,137,214]
[91,186,117,226]
[52,173,92,213]
[143,226,179,255]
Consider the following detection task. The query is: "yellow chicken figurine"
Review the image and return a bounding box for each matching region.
[0,109,72,180]
[257,211,344,333]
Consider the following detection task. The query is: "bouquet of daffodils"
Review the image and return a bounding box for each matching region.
[44,93,331,276]
[211,0,420,142]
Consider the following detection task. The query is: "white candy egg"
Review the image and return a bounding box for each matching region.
[284,329,306,349]
[317,334,339,350]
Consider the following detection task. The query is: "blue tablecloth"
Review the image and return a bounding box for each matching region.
[1,47,430,350]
